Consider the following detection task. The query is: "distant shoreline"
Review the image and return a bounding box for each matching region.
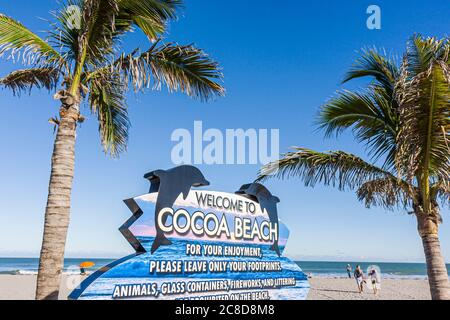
[1,256,447,264]
[1,257,448,279]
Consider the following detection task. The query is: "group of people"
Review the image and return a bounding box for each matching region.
[346,264,380,295]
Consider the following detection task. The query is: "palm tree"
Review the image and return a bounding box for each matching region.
[0,0,224,300]
[258,36,449,300]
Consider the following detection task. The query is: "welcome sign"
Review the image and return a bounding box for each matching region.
[69,166,309,300]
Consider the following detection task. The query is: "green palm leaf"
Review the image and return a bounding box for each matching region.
[318,49,400,169]
[50,0,181,67]
[0,14,63,65]
[117,0,181,40]
[88,69,130,156]
[257,148,401,192]
[343,48,399,97]
[318,89,398,168]
[396,36,450,187]
[90,42,224,101]
[76,0,121,66]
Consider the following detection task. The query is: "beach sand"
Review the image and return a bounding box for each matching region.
[0,275,74,300]
[307,277,431,300]
[0,275,431,300]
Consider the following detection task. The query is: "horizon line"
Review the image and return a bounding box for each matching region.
[0,255,447,264]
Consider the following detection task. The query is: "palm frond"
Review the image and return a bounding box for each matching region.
[395,36,450,184]
[431,180,450,207]
[357,177,414,210]
[257,148,402,192]
[319,48,400,170]
[343,48,399,97]
[49,0,82,62]
[403,35,448,76]
[49,0,82,64]
[50,0,181,68]
[79,0,122,66]
[51,0,126,68]
[88,68,130,156]
[0,68,60,95]
[89,42,224,101]
[318,89,398,168]
[117,0,181,40]
[0,14,64,66]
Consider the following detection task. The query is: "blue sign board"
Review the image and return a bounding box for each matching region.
[69,166,309,300]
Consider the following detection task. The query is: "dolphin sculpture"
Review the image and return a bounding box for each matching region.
[144,165,210,254]
[236,183,281,256]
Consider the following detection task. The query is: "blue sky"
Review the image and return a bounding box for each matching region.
[0,0,448,262]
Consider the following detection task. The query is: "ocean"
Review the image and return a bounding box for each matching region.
[1,257,448,279]
[298,261,450,279]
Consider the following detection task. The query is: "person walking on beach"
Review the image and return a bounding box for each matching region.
[368,268,379,295]
[354,265,364,293]
[346,264,352,278]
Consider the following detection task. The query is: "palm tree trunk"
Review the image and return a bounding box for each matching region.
[417,213,450,300]
[35,104,79,300]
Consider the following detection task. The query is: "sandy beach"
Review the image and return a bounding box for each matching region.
[0,275,431,300]
[307,277,431,300]
[0,275,75,300]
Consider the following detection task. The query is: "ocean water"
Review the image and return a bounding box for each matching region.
[1,257,449,279]
[0,257,114,275]
[298,261,450,279]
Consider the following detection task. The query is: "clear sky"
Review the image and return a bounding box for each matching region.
[0,0,448,262]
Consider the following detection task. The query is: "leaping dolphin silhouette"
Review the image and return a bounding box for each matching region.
[144,165,210,254]
[236,183,281,256]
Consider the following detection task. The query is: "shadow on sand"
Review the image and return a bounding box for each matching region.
[313,288,361,294]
